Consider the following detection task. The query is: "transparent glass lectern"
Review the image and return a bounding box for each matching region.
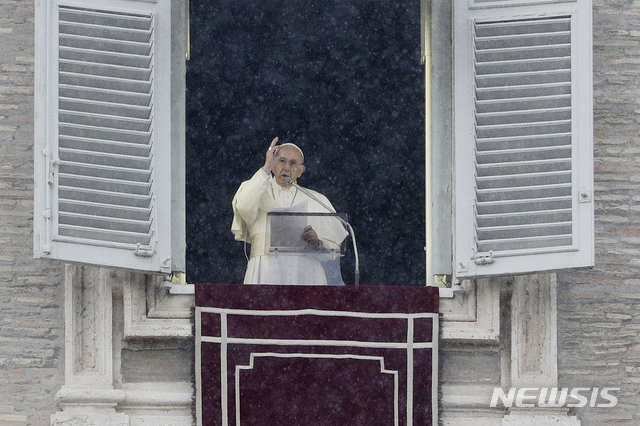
[266,212,349,286]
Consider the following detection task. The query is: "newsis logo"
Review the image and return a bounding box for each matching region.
[490,387,620,408]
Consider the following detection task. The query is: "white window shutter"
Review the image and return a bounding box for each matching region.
[34,0,186,274]
[453,0,593,278]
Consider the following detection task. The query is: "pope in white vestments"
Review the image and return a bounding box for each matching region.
[231,137,347,285]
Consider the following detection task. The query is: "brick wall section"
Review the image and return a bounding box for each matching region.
[557,0,640,425]
[0,1,65,425]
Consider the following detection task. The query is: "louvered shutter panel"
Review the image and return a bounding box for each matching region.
[453,0,593,278]
[34,0,185,274]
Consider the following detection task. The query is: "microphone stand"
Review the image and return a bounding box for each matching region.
[288,179,360,286]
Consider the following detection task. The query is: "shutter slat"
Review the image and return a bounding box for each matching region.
[59,148,151,169]
[60,47,152,69]
[477,196,572,215]
[476,82,570,100]
[60,123,151,144]
[475,32,570,50]
[476,69,571,88]
[59,22,152,43]
[60,60,152,81]
[60,34,152,56]
[477,234,572,252]
[59,85,151,106]
[59,212,152,234]
[477,94,571,113]
[477,146,571,163]
[476,45,570,62]
[59,161,151,183]
[60,98,151,120]
[59,200,151,221]
[58,224,152,246]
[59,186,151,209]
[476,107,572,126]
[477,57,571,74]
[59,8,152,30]
[477,133,571,151]
[59,136,151,156]
[477,120,571,138]
[59,173,151,195]
[59,72,151,93]
[477,170,571,189]
[477,221,572,240]
[477,160,571,177]
[477,183,571,202]
[475,18,571,36]
[59,111,152,132]
[477,209,572,227]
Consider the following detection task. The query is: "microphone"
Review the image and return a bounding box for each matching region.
[287,178,360,286]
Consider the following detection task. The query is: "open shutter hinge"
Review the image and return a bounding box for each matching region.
[42,208,52,255]
[41,149,55,254]
[48,159,60,185]
[475,250,494,265]
[135,241,157,257]
[44,148,59,185]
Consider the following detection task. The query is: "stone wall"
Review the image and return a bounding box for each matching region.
[0,1,65,425]
[557,0,640,424]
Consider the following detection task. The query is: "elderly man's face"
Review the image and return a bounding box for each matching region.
[273,145,305,188]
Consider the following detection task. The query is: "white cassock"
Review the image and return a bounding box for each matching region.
[231,169,347,285]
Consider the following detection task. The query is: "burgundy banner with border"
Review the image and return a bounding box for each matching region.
[195,284,439,426]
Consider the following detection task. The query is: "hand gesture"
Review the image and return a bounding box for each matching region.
[262,137,279,174]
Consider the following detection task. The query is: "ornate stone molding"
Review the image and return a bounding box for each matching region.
[51,266,194,425]
[51,265,130,425]
[502,409,581,425]
[510,273,558,388]
[441,278,501,342]
[440,274,582,425]
[120,382,193,426]
[501,274,580,425]
[123,273,193,338]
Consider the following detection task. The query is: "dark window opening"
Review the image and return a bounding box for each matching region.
[185,0,425,285]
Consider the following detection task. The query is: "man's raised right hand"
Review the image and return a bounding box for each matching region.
[262,137,279,174]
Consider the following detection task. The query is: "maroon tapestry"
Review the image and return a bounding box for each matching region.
[195,284,439,426]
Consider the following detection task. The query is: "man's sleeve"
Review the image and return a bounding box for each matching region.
[311,191,349,249]
[231,169,271,241]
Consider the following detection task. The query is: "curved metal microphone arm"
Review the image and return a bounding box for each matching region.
[287,179,360,286]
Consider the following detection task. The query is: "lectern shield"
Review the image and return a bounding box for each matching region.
[266,211,348,286]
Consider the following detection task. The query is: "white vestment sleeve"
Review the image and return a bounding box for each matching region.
[231,169,271,242]
[305,190,349,250]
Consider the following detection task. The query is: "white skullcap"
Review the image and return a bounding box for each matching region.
[278,143,304,162]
